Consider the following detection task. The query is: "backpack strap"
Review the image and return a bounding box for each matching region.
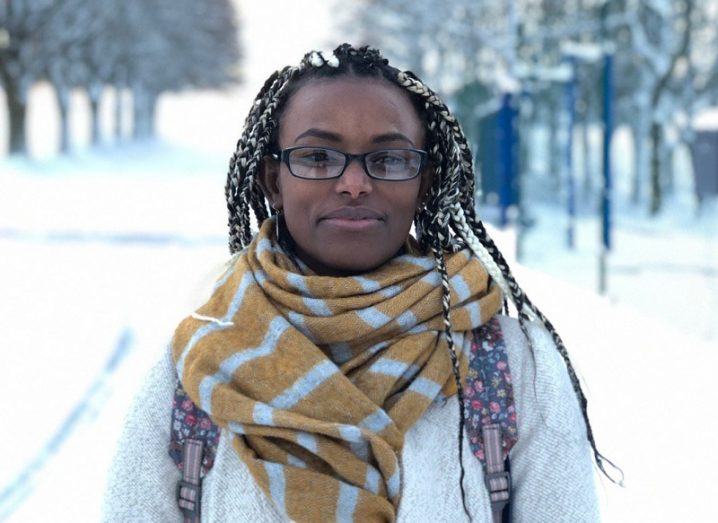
[464,316,517,523]
[483,424,511,523]
[169,379,221,522]
[177,439,204,522]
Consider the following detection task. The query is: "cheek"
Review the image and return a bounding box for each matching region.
[386,182,422,225]
[278,171,313,211]
[277,174,322,232]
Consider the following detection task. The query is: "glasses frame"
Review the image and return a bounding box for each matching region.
[270,145,428,181]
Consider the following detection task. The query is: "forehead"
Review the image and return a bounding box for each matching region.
[277,77,425,146]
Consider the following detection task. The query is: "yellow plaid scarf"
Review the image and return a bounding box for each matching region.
[171,219,502,522]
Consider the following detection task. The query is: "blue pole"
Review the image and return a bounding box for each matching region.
[565,57,577,249]
[498,92,514,227]
[600,52,613,294]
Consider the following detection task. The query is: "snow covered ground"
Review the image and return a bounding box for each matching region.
[1,3,717,519]
[520,198,718,343]
[0,147,230,522]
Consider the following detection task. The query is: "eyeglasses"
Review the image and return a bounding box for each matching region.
[270,146,428,181]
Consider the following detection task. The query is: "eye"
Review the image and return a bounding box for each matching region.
[370,151,407,167]
[297,149,330,163]
[291,148,344,167]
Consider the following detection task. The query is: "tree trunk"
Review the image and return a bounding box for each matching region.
[662,144,674,196]
[131,85,158,140]
[114,87,123,141]
[89,98,101,145]
[8,96,28,155]
[53,83,70,154]
[649,122,662,215]
[88,84,102,146]
[576,71,593,203]
[646,0,693,215]
[631,113,650,205]
[548,104,561,192]
[132,84,146,140]
[146,92,157,138]
[580,122,592,202]
[3,76,29,155]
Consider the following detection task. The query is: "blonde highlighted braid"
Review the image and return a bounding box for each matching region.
[224,43,622,518]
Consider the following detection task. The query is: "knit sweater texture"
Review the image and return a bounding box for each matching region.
[102,315,600,522]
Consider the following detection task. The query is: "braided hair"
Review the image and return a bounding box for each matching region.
[225,43,622,518]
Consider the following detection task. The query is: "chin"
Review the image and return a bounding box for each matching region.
[312,249,396,276]
[327,256,389,275]
[291,234,404,276]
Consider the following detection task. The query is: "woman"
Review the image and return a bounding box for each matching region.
[103,44,618,522]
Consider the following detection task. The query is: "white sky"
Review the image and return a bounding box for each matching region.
[236,0,340,92]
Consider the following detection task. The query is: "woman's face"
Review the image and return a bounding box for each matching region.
[261,77,431,276]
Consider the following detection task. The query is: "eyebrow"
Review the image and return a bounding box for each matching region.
[294,128,415,147]
[294,128,342,142]
[371,132,415,146]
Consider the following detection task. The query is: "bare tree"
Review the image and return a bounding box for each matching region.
[0,0,68,154]
[124,0,241,140]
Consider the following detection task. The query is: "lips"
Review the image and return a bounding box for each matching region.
[320,207,385,221]
[318,206,385,233]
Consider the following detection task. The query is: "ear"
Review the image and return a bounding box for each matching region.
[258,155,283,211]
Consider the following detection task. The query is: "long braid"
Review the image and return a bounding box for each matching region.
[223,44,623,517]
[421,130,474,519]
[226,65,301,252]
[430,231,473,522]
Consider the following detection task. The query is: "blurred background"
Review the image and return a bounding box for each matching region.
[1,0,716,521]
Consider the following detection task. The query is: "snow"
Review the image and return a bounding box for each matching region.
[493,68,522,94]
[0,148,230,522]
[694,107,718,130]
[646,0,673,18]
[1,2,718,521]
[517,199,718,342]
[516,63,574,83]
[560,41,604,62]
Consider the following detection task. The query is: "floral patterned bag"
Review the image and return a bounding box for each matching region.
[464,316,517,523]
[169,382,220,522]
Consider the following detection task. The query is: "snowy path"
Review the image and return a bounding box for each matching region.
[520,200,718,344]
[0,236,228,522]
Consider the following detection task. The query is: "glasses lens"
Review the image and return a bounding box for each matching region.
[287,147,345,179]
[366,149,422,180]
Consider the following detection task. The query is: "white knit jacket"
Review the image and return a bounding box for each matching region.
[102,316,600,522]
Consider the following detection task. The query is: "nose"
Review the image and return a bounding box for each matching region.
[334,157,373,199]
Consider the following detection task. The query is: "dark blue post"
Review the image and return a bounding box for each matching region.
[564,57,577,249]
[498,92,517,228]
[599,52,613,294]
